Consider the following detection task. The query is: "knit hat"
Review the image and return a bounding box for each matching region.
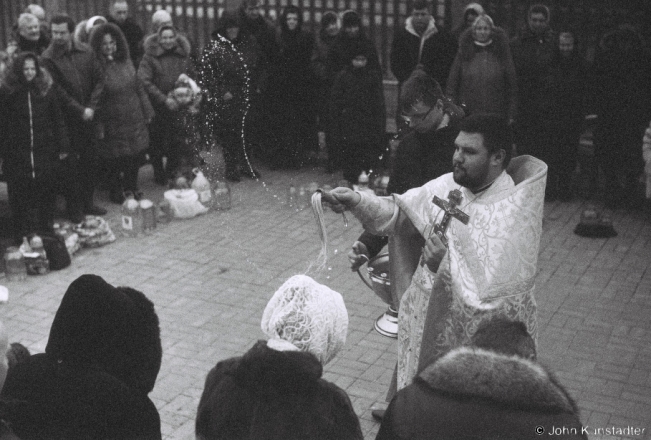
[342,10,361,28]
[261,275,348,365]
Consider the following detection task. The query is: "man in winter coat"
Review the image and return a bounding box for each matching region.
[376,318,587,440]
[390,0,457,90]
[42,13,106,221]
[510,4,556,158]
[107,0,145,67]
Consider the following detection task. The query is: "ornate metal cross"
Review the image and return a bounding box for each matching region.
[431,189,470,248]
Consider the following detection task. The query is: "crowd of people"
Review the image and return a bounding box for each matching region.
[1,0,650,244]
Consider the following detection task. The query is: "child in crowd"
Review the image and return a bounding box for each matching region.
[329,41,385,184]
[166,73,203,183]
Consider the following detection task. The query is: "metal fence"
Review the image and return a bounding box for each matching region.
[2,0,648,74]
[1,0,451,77]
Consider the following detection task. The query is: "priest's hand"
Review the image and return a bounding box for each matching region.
[321,187,361,213]
[423,234,446,273]
[348,241,369,271]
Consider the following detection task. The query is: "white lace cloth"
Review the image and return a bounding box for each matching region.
[261,275,348,365]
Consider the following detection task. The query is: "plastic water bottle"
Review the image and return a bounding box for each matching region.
[4,246,26,282]
[27,235,49,275]
[121,192,142,237]
[287,184,297,207]
[213,181,231,210]
[157,199,172,224]
[356,171,374,195]
[297,186,308,209]
[140,199,156,233]
[192,169,213,209]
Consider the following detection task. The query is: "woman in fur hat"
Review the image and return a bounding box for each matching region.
[446,14,517,123]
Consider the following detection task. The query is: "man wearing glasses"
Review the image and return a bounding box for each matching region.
[325,113,547,419]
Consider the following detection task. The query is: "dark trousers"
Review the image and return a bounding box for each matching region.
[106,155,140,198]
[56,126,99,216]
[340,141,377,184]
[7,175,56,242]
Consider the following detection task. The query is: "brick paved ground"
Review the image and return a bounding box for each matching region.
[1,154,651,439]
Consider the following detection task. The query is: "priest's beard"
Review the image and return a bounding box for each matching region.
[453,162,490,192]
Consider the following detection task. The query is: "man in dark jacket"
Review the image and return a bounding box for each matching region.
[510,4,556,160]
[42,13,106,221]
[107,0,145,67]
[376,318,588,440]
[390,0,457,90]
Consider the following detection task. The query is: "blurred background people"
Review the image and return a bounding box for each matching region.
[90,23,153,203]
[446,14,517,122]
[0,52,69,242]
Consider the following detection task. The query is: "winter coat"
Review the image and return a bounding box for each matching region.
[446,27,517,120]
[199,37,250,129]
[91,24,154,159]
[510,26,557,118]
[138,33,195,109]
[540,51,588,125]
[589,26,651,129]
[196,340,363,440]
[268,26,316,103]
[330,65,385,146]
[107,16,145,66]
[0,274,162,439]
[376,347,587,440]
[390,16,457,87]
[0,67,69,182]
[312,31,339,86]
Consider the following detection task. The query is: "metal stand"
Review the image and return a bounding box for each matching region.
[374,306,398,338]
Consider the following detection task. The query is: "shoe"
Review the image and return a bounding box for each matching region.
[371,409,385,421]
[85,205,107,216]
[133,191,144,201]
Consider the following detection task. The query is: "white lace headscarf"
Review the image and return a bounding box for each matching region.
[261,275,348,365]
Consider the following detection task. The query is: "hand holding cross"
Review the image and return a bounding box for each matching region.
[431,189,470,248]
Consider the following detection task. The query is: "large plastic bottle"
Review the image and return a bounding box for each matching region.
[213,181,231,210]
[121,192,142,237]
[28,235,49,275]
[4,246,26,282]
[287,184,297,207]
[192,169,213,209]
[140,199,156,234]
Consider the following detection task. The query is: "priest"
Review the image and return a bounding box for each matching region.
[322,113,546,395]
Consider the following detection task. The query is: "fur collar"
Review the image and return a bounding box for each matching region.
[418,347,579,414]
[457,26,510,61]
[405,16,438,40]
[235,340,323,395]
[143,32,192,58]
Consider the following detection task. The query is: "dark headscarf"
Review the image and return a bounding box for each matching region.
[45,274,162,394]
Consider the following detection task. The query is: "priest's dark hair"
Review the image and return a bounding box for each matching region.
[458,113,512,168]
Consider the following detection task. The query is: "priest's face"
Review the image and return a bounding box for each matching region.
[452,131,493,191]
